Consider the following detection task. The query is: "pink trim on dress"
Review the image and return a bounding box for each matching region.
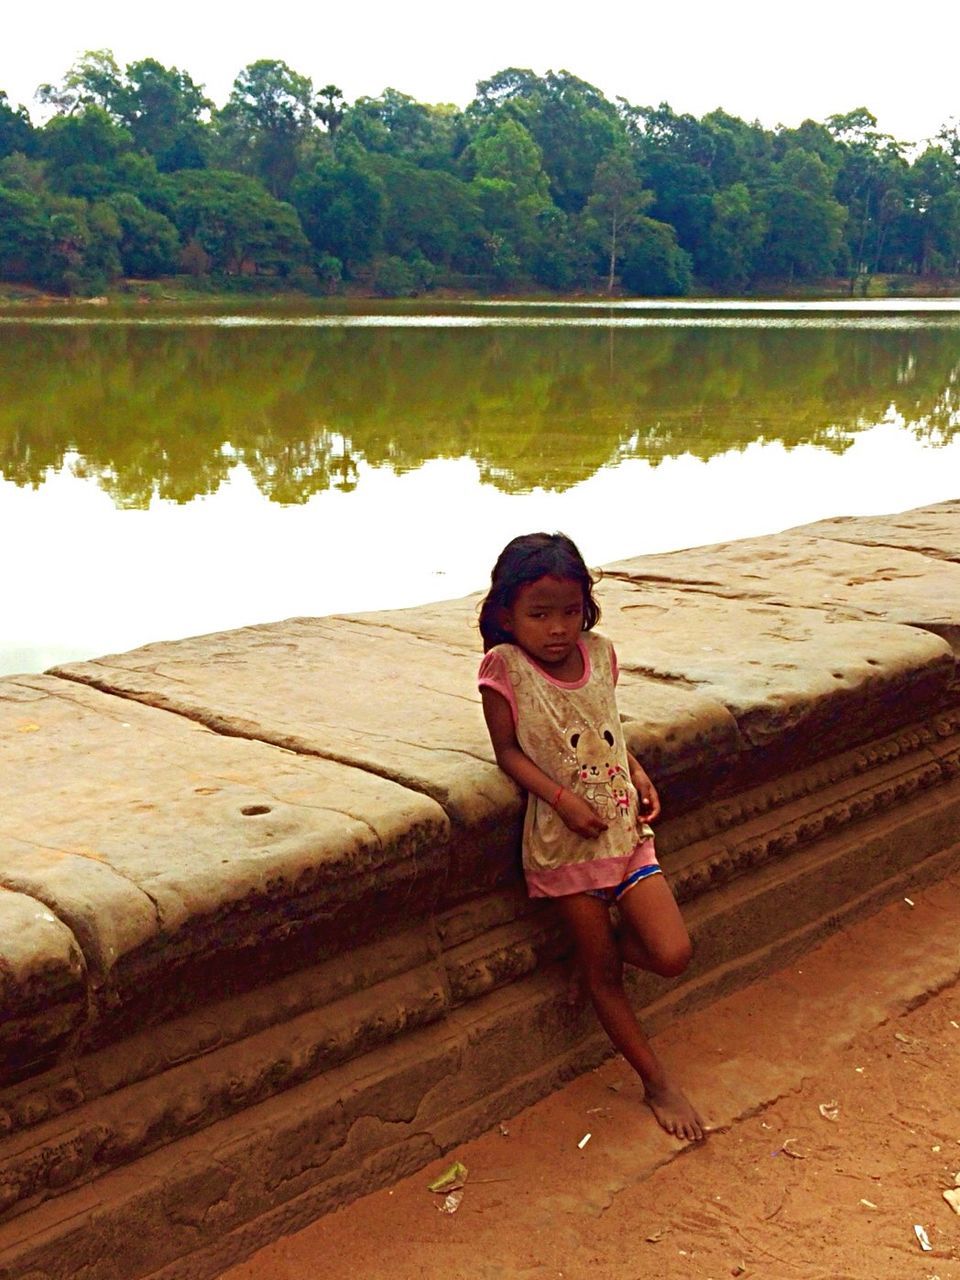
[525,836,659,898]
[477,650,519,726]
[478,638,592,724]
[516,638,591,689]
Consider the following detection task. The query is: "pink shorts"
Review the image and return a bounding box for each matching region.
[526,833,660,899]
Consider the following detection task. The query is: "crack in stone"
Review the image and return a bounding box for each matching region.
[17,676,155,725]
[207,781,393,848]
[619,664,701,688]
[49,670,460,813]
[420,687,481,705]
[132,663,194,684]
[302,804,383,848]
[604,570,728,589]
[330,614,480,653]
[805,533,958,564]
[388,736,482,765]
[0,830,160,995]
[443,744,496,766]
[0,827,163,929]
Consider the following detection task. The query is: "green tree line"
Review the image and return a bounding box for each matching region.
[2,54,960,296]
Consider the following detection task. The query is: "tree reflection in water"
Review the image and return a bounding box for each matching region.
[1,314,958,508]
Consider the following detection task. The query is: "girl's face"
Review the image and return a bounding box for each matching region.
[501,575,584,670]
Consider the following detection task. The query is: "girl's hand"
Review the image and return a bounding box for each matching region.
[630,763,661,823]
[554,789,608,838]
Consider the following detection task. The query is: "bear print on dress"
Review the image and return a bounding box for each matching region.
[569,725,632,822]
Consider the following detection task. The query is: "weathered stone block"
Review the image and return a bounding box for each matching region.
[0,890,85,1086]
[0,675,449,1050]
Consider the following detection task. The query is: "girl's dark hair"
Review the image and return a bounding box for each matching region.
[478,532,601,651]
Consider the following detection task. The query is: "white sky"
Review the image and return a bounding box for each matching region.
[5,0,960,146]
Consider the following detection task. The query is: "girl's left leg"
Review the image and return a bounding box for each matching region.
[564,874,691,1001]
[616,872,693,979]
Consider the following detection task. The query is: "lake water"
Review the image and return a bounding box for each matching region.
[2,298,959,676]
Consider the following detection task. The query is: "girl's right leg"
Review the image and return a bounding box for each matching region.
[554,892,703,1142]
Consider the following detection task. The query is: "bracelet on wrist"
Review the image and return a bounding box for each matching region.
[551,785,565,808]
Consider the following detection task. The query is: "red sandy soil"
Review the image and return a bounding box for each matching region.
[219,875,960,1280]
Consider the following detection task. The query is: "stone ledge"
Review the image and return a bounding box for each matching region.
[0,675,449,1068]
[604,526,960,649]
[0,500,958,1277]
[794,499,960,562]
[1,796,957,1280]
[0,704,957,1228]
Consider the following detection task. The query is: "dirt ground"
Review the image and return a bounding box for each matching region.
[219,875,960,1280]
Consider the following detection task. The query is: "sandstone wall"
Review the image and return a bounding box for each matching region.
[0,501,958,1280]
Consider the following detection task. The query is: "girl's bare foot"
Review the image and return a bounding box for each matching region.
[643,1080,705,1142]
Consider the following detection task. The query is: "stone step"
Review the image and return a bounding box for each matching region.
[0,707,957,1222]
[1,764,957,1279]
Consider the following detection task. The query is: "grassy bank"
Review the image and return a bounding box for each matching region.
[2,273,960,310]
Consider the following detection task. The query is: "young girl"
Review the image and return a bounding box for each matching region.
[478,532,703,1142]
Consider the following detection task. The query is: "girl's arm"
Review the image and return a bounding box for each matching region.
[626,751,661,822]
[481,686,608,839]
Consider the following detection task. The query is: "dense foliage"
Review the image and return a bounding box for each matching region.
[2,55,960,296]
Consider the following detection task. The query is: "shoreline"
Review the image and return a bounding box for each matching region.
[3,273,960,310]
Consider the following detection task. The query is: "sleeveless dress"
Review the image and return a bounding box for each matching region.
[478,631,657,898]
